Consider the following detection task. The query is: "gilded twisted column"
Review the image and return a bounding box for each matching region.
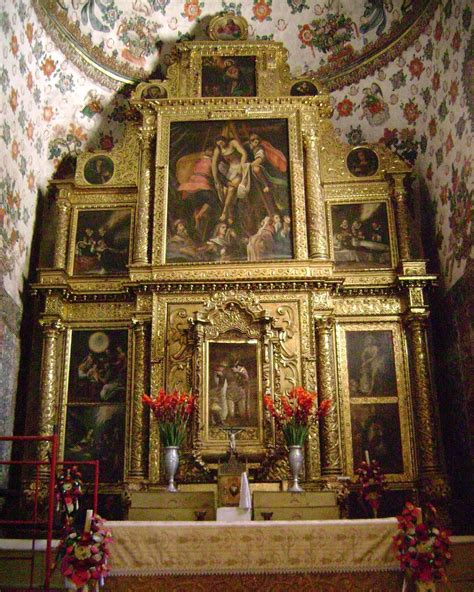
[130,319,147,478]
[315,317,342,476]
[303,129,329,260]
[390,175,411,261]
[53,193,70,269]
[132,110,155,264]
[405,314,451,523]
[405,315,440,474]
[38,319,64,469]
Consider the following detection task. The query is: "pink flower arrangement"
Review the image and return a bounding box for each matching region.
[59,515,112,591]
[393,502,451,585]
[356,458,386,517]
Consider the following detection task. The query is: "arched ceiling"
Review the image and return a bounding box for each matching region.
[36,0,437,90]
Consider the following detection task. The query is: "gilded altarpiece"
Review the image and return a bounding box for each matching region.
[31,16,449,517]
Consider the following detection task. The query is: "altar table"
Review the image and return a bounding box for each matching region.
[107,517,400,577]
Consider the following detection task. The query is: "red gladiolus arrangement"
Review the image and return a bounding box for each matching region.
[356,458,386,518]
[393,502,451,586]
[143,389,195,446]
[264,387,331,446]
[59,515,112,591]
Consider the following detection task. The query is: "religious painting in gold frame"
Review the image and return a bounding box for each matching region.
[60,326,131,483]
[165,117,292,264]
[68,207,133,276]
[153,102,306,271]
[336,321,413,481]
[327,200,396,270]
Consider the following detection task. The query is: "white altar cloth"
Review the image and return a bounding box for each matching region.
[107,517,400,576]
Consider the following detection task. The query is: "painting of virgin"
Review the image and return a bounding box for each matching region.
[166,119,293,263]
[346,330,397,398]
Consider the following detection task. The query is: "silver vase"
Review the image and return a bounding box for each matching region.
[288,445,304,492]
[164,446,180,492]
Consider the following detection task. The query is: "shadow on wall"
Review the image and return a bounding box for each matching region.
[419,178,474,534]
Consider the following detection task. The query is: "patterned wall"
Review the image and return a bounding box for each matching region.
[0,1,472,469]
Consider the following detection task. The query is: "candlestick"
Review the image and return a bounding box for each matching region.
[364,450,370,464]
[84,509,93,533]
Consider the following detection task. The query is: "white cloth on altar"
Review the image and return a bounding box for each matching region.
[216,507,252,521]
[239,472,252,510]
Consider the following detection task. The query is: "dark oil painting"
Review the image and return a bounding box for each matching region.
[290,79,319,96]
[68,329,128,403]
[347,147,379,177]
[350,403,404,474]
[208,341,259,429]
[64,404,125,482]
[166,118,293,263]
[331,202,391,269]
[346,330,397,398]
[202,56,256,97]
[73,208,131,275]
[84,155,115,184]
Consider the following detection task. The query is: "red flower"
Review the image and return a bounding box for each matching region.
[445,133,454,154]
[432,71,440,91]
[10,35,18,56]
[100,135,114,150]
[336,98,354,117]
[298,24,314,46]
[428,117,437,138]
[434,21,443,41]
[26,22,34,43]
[408,57,424,79]
[41,57,57,78]
[9,89,18,112]
[451,30,461,52]
[402,99,421,124]
[448,80,458,104]
[183,0,201,21]
[253,0,272,23]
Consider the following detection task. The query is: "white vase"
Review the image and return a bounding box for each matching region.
[288,445,304,492]
[164,446,180,492]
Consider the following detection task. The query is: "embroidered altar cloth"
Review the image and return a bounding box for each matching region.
[107,517,399,576]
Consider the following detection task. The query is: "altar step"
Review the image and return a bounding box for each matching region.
[127,490,339,521]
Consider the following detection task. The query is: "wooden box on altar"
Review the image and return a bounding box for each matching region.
[253,491,339,521]
[128,491,216,521]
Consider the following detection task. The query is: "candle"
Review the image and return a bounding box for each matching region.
[364,450,370,464]
[414,506,422,525]
[84,509,93,533]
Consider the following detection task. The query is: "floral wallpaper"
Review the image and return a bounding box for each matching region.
[0,1,472,456]
[37,0,434,89]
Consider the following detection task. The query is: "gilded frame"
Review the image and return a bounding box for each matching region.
[59,322,132,484]
[152,100,308,273]
[326,196,398,271]
[335,320,414,481]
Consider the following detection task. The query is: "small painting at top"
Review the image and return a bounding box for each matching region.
[347,147,379,177]
[202,56,256,97]
[290,79,319,96]
[208,14,248,41]
[84,155,114,184]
